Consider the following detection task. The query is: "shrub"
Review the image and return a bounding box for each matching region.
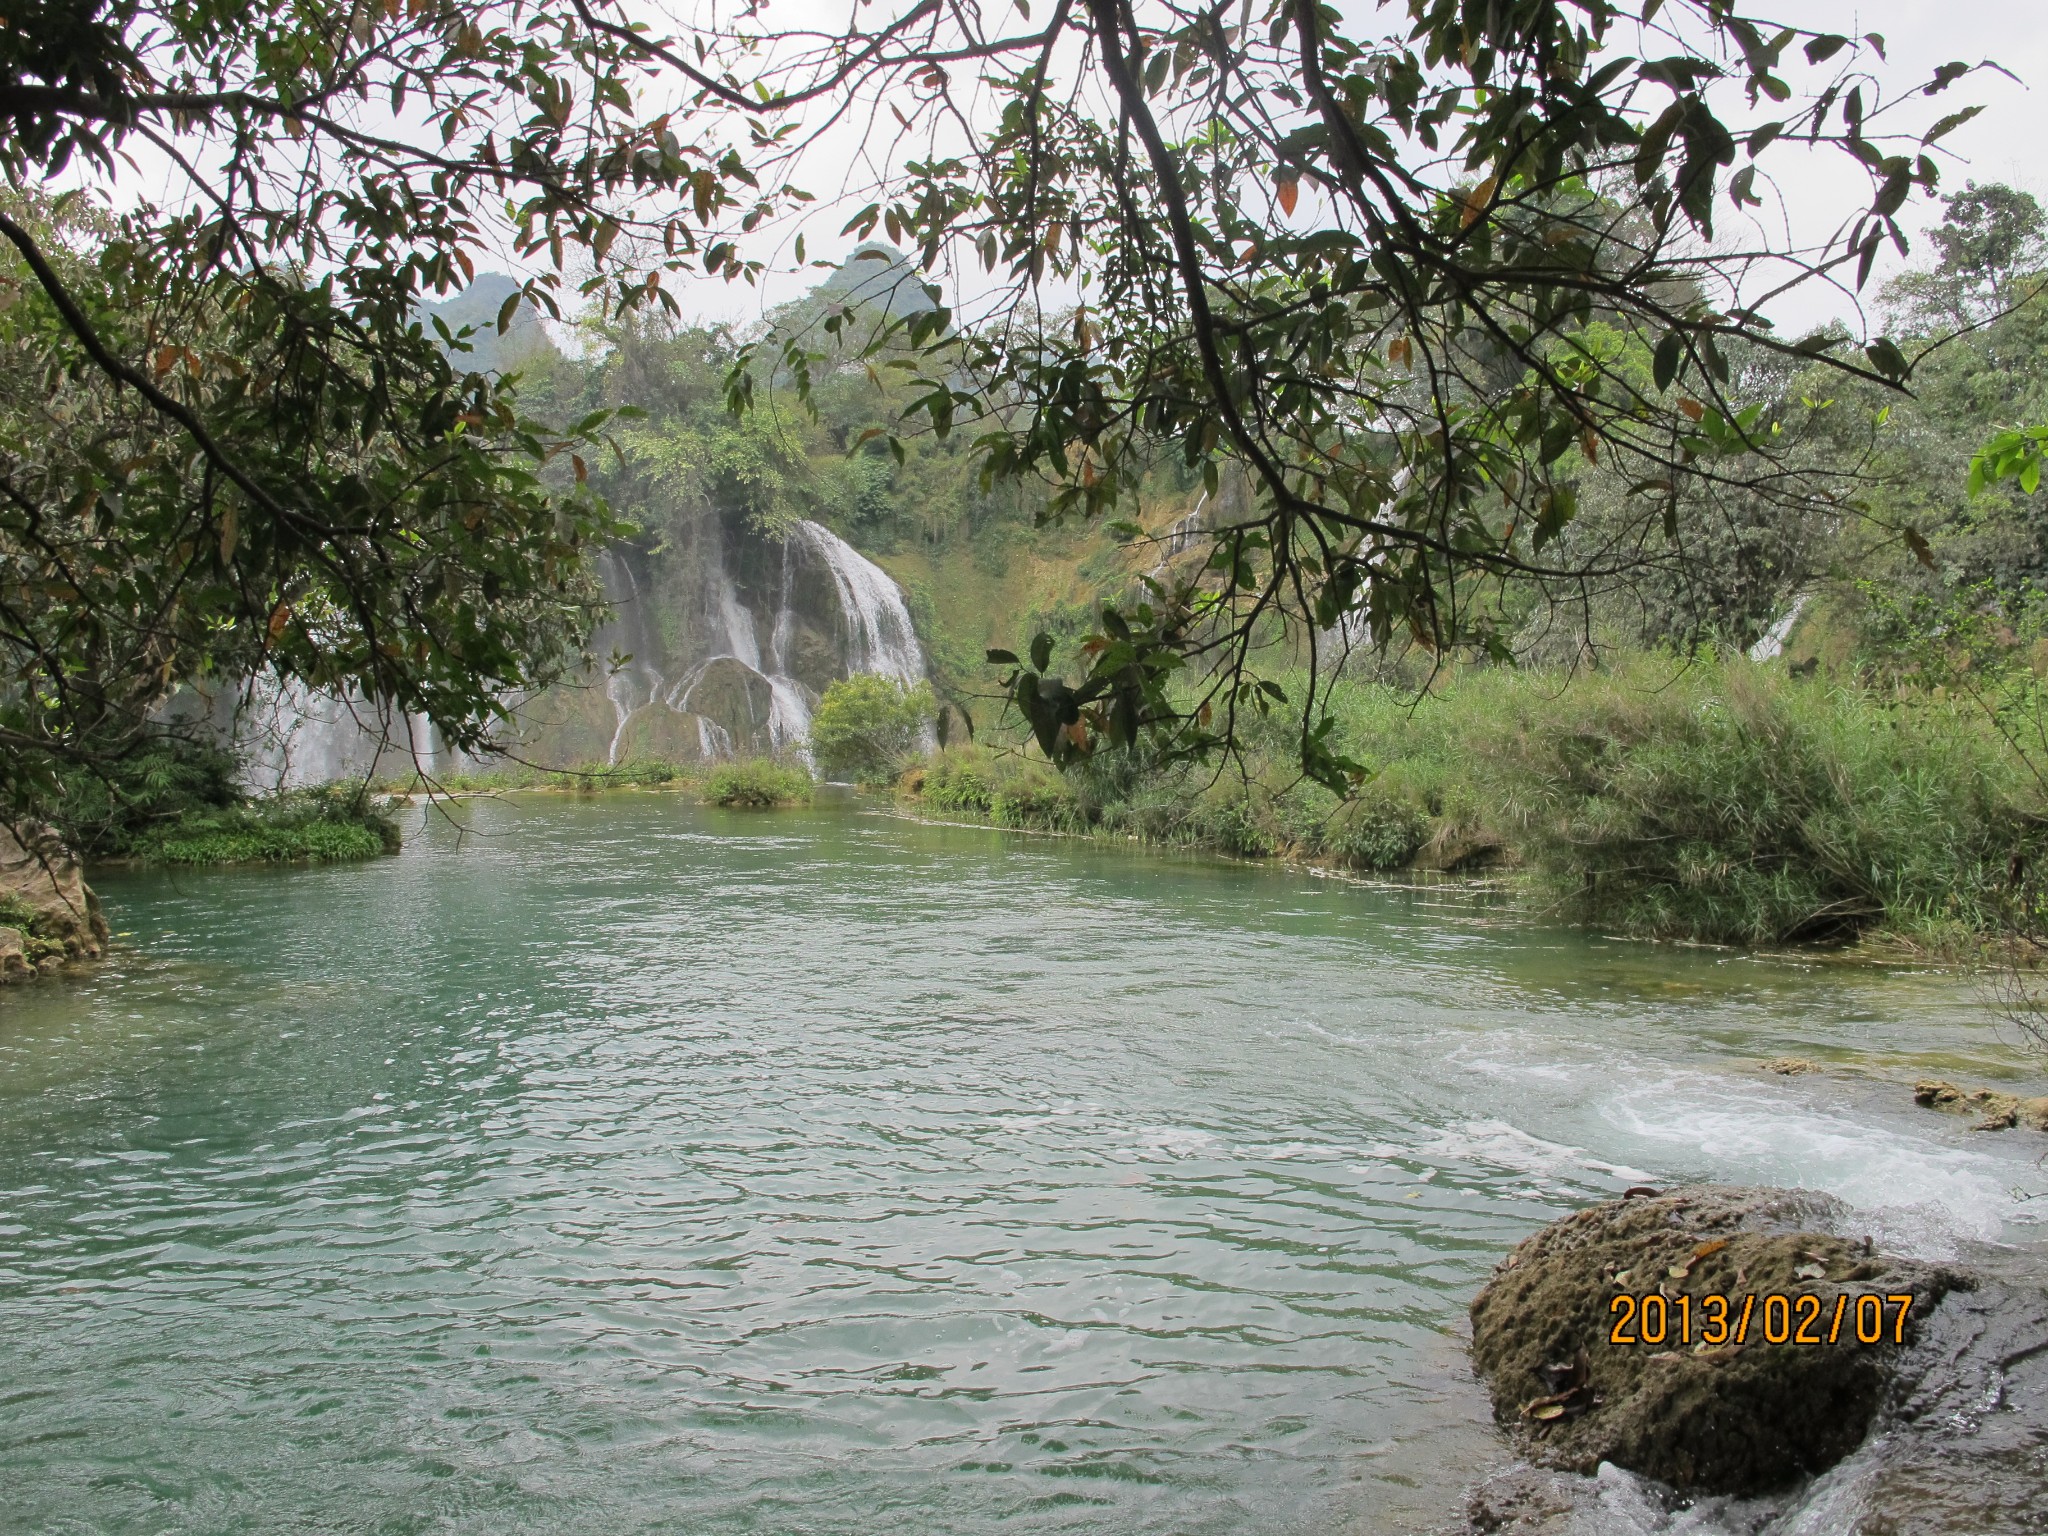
[921,745,996,814]
[913,744,1089,829]
[810,674,936,784]
[987,756,1086,830]
[702,758,813,807]
[140,786,402,866]
[1492,665,2035,944]
[45,734,242,858]
[1321,790,1433,870]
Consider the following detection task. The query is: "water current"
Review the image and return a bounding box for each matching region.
[2,797,2044,1534]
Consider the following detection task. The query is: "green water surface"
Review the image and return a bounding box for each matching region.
[2,797,2043,1535]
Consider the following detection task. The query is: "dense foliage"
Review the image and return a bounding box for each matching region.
[0,0,782,825]
[138,788,400,866]
[702,758,813,807]
[712,0,1996,785]
[909,658,2039,947]
[810,675,936,784]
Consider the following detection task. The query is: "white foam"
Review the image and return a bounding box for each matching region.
[1599,1076,2026,1258]
[1133,1126,1217,1159]
[1410,1120,1658,1190]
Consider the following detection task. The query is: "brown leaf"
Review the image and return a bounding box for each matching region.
[1678,397,1706,422]
[1460,175,1497,228]
[1276,175,1299,216]
[266,602,291,644]
[1691,1239,1729,1261]
[1903,526,1936,569]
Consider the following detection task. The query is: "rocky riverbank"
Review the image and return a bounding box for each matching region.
[0,821,107,981]
[1459,1185,2048,1534]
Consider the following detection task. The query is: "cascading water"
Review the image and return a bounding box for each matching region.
[1747,592,1811,663]
[593,548,669,764]
[635,517,925,766]
[207,515,930,780]
[789,519,926,684]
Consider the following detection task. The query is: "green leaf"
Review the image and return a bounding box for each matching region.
[985,648,1019,665]
[1864,337,1910,381]
[1653,330,1684,391]
[1922,106,1983,146]
[1029,632,1053,673]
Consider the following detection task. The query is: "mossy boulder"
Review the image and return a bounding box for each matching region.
[1469,1185,1965,1495]
[0,819,109,978]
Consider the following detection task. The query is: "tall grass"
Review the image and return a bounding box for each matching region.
[904,657,2042,946]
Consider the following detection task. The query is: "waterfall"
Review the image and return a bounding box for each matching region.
[788,519,926,684]
[595,548,668,764]
[762,536,814,753]
[201,517,933,782]
[1748,593,1810,663]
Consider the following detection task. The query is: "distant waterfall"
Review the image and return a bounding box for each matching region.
[199,516,933,782]
[1748,593,1810,663]
[198,676,445,792]
[595,547,668,764]
[641,517,926,767]
[788,520,927,684]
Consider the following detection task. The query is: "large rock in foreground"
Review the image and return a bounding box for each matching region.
[1469,1186,1966,1495]
[0,820,109,979]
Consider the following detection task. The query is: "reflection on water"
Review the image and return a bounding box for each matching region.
[1,797,2043,1535]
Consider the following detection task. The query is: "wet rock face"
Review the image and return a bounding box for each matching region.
[0,820,109,978]
[1469,1186,1966,1495]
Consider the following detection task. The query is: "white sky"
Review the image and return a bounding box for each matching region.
[665,0,2048,340]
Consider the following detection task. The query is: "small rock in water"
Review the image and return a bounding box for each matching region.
[1468,1185,1968,1496]
[1762,1057,1820,1075]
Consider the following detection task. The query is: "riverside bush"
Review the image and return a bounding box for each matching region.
[904,656,2041,946]
[141,787,402,865]
[702,758,812,807]
[1488,665,2034,944]
[809,675,935,784]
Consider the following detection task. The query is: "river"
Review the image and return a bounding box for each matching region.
[2,797,2044,1534]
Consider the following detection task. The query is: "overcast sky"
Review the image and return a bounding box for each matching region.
[665,0,2048,338]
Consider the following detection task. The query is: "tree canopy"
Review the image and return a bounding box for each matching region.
[0,0,2025,807]
[708,1,2009,782]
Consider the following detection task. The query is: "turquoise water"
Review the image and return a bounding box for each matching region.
[2,797,2043,1535]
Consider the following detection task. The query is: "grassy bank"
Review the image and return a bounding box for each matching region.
[376,755,814,809]
[140,788,404,866]
[902,657,2043,949]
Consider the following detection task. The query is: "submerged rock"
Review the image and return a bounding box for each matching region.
[0,820,109,978]
[1468,1186,1966,1496]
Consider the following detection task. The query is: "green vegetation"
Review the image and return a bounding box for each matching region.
[702,759,813,808]
[906,659,2040,949]
[138,789,402,867]
[810,676,935,785]
[0,895,72,964]
[378,758,689,795]
[42,737,244,860]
